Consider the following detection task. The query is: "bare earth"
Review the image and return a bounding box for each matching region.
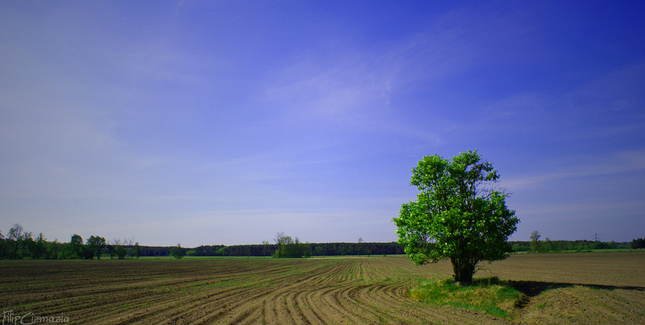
[1,252,643,324]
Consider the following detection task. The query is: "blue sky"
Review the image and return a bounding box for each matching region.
[1,1,644,246]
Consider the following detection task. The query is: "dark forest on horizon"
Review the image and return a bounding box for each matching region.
[1,223,643,260]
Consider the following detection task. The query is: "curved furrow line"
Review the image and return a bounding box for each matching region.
[92,306,188,325]
[78,291,194,324]
[248,262,337,289]
[261,295,281,325]
[355,283,394,306]
[271,290,299,324]
[265,264,343,323]
[292,290,327,325]
[234,307,265,325]
[308,285,365,324]
[337,284,398,323]
[272,262,344,290]
[160,285,279,324]
[288,262,349,287]
[5,260,355,325]
[15,287,179,318]
[375,284,484,324]
[295,261,394,323]
[255,266,350,324]
[568,288,643,325]
[327,261,355,284]
[221,303,263,325]
[283,291,311,324]
[336,284,396,324]
[320,262,352,280]
[609,289,645,308]
[297,266,347,291]
[193,273,330,324]
[246,265,341,325]
[342,263,358,283]
[349,261,365,282]
[87,278,277,325]
[358,260,379,284]
[335,283,404,324]
[572,294,635,324]
[371,282,410,304]
[123,285,270,325]
[178,305,228,325]
[8,274,226,308]
[300,290,340,325]
[210,263,296,281]
[221,262,344,325]
[353,283,457,324]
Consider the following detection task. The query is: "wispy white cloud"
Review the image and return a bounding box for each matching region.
[259,12,531,149]
[501,150,645,190]
[483,62,645,136]
[2,1,643,245]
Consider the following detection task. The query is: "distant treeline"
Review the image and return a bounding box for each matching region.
[0,223,405,259]
[0,224,140,260]
[1,223,643,260]
[139,242,405,257]
[510,239,636,253]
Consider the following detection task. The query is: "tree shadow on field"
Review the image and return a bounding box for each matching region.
[508,280,645,307]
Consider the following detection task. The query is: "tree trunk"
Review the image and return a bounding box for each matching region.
[451,257,476,283]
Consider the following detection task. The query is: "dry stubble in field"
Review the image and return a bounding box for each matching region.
[1,252,643,324]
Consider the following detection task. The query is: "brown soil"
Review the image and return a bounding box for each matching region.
[0,252,643,324]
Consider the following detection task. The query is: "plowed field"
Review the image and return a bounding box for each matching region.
[1,252,644,324]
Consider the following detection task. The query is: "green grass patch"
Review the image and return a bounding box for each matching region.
[409,277,523,319]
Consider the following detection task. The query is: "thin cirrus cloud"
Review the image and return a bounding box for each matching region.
[1,1,644,245]
[501,150,645,190]
[258,15,528,149]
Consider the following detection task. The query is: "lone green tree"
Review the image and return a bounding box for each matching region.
[86,235,106,259]
[70,234,84,259]
[112,239,129,259]
[530,231,541,253]
[393,150,519,283]
[134,242,141,259]
[273,232,288,258]
[170,244,184,259]
[272,232,310,258]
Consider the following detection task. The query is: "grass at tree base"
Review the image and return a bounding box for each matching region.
[409,276,525,319]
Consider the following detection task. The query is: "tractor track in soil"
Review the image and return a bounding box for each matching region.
[1,252,644,324]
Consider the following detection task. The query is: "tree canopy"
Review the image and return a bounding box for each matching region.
[170,244,184,259]
[392,150,519,283]
[273,232,311,258]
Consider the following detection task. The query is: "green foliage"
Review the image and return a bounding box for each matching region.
[114,245,128,259]
[512,243,530,252]
[171,244,184,259]
[409,277,522,319]
[530,231,542,253]
[393,150,519,282]
[6,224,24,260]
[544,238,561,252]
[632,238,645,249]
[134,242,141,259]
[272,232,311,258]
[68,234,85,259]
[592,241,614,250]
[33,233,46,259]
[113,240,129,259]
[86,235,106,259]
[515,238,629,253]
